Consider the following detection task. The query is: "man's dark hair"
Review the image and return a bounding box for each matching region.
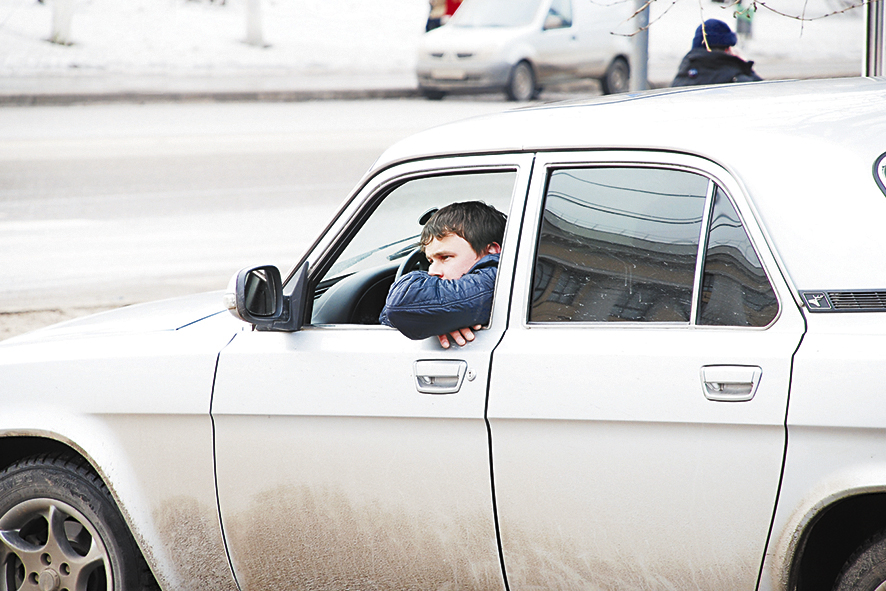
[420,201,506,255]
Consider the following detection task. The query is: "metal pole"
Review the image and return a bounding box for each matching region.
[630,0,649,91]
[865,0,884,76]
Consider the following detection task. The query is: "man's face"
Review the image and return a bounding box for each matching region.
[425,233,496,280]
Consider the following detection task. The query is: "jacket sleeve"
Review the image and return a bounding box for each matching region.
[379,260,498,340]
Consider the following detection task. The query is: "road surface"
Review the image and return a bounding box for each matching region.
[0,99,514,339]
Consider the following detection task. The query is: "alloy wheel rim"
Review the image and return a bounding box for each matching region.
[0,498,110,591]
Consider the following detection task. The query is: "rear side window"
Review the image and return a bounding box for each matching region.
[698,187,778,326]
[530,167,707,323]
[530,166,778,327]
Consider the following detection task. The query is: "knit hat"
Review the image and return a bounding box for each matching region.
[692,19,737,49]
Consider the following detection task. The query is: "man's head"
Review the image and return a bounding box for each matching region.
[692,18,737,50]
[420,201,506,280]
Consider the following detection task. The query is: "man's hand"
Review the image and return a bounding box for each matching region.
[438,325,482,348]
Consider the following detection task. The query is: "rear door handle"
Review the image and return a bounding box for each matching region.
[414,360,467,394]
[701,365,762,402]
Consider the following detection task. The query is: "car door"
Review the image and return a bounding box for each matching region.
[532,0,580,82]
[211,154,534,591]
[488,152,805,589]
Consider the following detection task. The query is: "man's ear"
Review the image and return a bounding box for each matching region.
[485,242,502,255]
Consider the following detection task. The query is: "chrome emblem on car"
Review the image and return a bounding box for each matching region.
[801,291,832,311]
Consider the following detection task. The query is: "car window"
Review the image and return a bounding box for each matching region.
[529,165,778,327]
[530,167,708,323]
[310,171,516,325]
[545,0,572,29]
[698,186,778,327]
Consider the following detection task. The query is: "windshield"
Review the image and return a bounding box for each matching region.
[450,0,544,27]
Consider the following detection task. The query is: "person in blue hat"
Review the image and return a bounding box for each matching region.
[671,18,762,86]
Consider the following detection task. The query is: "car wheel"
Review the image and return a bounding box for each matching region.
[506,61,537,102]
[600,56,630,95]
[0,454,154,591]
[420,88,446,100]
[834,530,886,591]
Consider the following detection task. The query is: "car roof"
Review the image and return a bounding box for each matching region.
[377,77,886,291]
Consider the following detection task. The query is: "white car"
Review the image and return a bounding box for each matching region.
[2,78,886,591]
[416,0,633,100]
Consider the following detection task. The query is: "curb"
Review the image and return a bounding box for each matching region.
[0,86,422,106]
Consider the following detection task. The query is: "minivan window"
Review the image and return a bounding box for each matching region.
[530,167,708,323]
[450,0,542,28]
[545,0,572,29]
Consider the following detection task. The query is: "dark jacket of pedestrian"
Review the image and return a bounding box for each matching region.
[672,48,763,86]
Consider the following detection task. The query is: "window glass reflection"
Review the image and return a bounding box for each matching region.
[699,187,778,327]
[530,167,708,323]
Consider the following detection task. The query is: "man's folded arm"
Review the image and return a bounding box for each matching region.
[379,269,496,340]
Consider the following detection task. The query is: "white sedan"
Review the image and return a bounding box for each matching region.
[2,77,886,591]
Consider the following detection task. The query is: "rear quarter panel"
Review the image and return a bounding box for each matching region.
[763,314,886,590]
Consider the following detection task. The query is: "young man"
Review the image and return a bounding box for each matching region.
[379,201,506,348]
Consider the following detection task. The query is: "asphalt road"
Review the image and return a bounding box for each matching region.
[0,98,515,339]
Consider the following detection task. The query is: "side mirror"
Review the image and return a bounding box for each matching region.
[224,262,309,332]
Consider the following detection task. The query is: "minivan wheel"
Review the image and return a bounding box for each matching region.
[506,61,537,101]
[0,454,151,591]
[600,56,630,95]
[834,529,886,591]
[420,88,446,100]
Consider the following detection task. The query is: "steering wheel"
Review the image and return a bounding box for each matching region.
[395,247,428,281]
[394,208,438,282]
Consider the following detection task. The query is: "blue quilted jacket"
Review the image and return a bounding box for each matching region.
[379,254,499,340]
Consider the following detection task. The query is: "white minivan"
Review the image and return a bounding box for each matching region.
[416,0,634,100]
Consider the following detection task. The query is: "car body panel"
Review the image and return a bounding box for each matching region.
[211,153,534,591]
[0,294,241,590]
[763,313,886,590]
[487,150,806,589]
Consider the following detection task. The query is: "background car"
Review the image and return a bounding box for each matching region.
[2,78,886,591]
[416,0,633,100]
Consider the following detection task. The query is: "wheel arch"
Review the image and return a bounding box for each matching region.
[0,436,164,589]
[0,435,79,473]
[789,492,886,591]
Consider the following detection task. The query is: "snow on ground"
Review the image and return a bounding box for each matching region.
[0,0,867,83]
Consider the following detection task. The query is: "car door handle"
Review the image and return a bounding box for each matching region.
[700,365,762,402]
[414,360,468,394]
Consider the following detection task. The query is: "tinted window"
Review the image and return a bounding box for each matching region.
[530,167,708,323]
[698,187,778,326]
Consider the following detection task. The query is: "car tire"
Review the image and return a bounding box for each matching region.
[506,61,537,102]
[834,529,886,591]
[600,56,630,95]
[420,88,446,100]
[0,454,156,591]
